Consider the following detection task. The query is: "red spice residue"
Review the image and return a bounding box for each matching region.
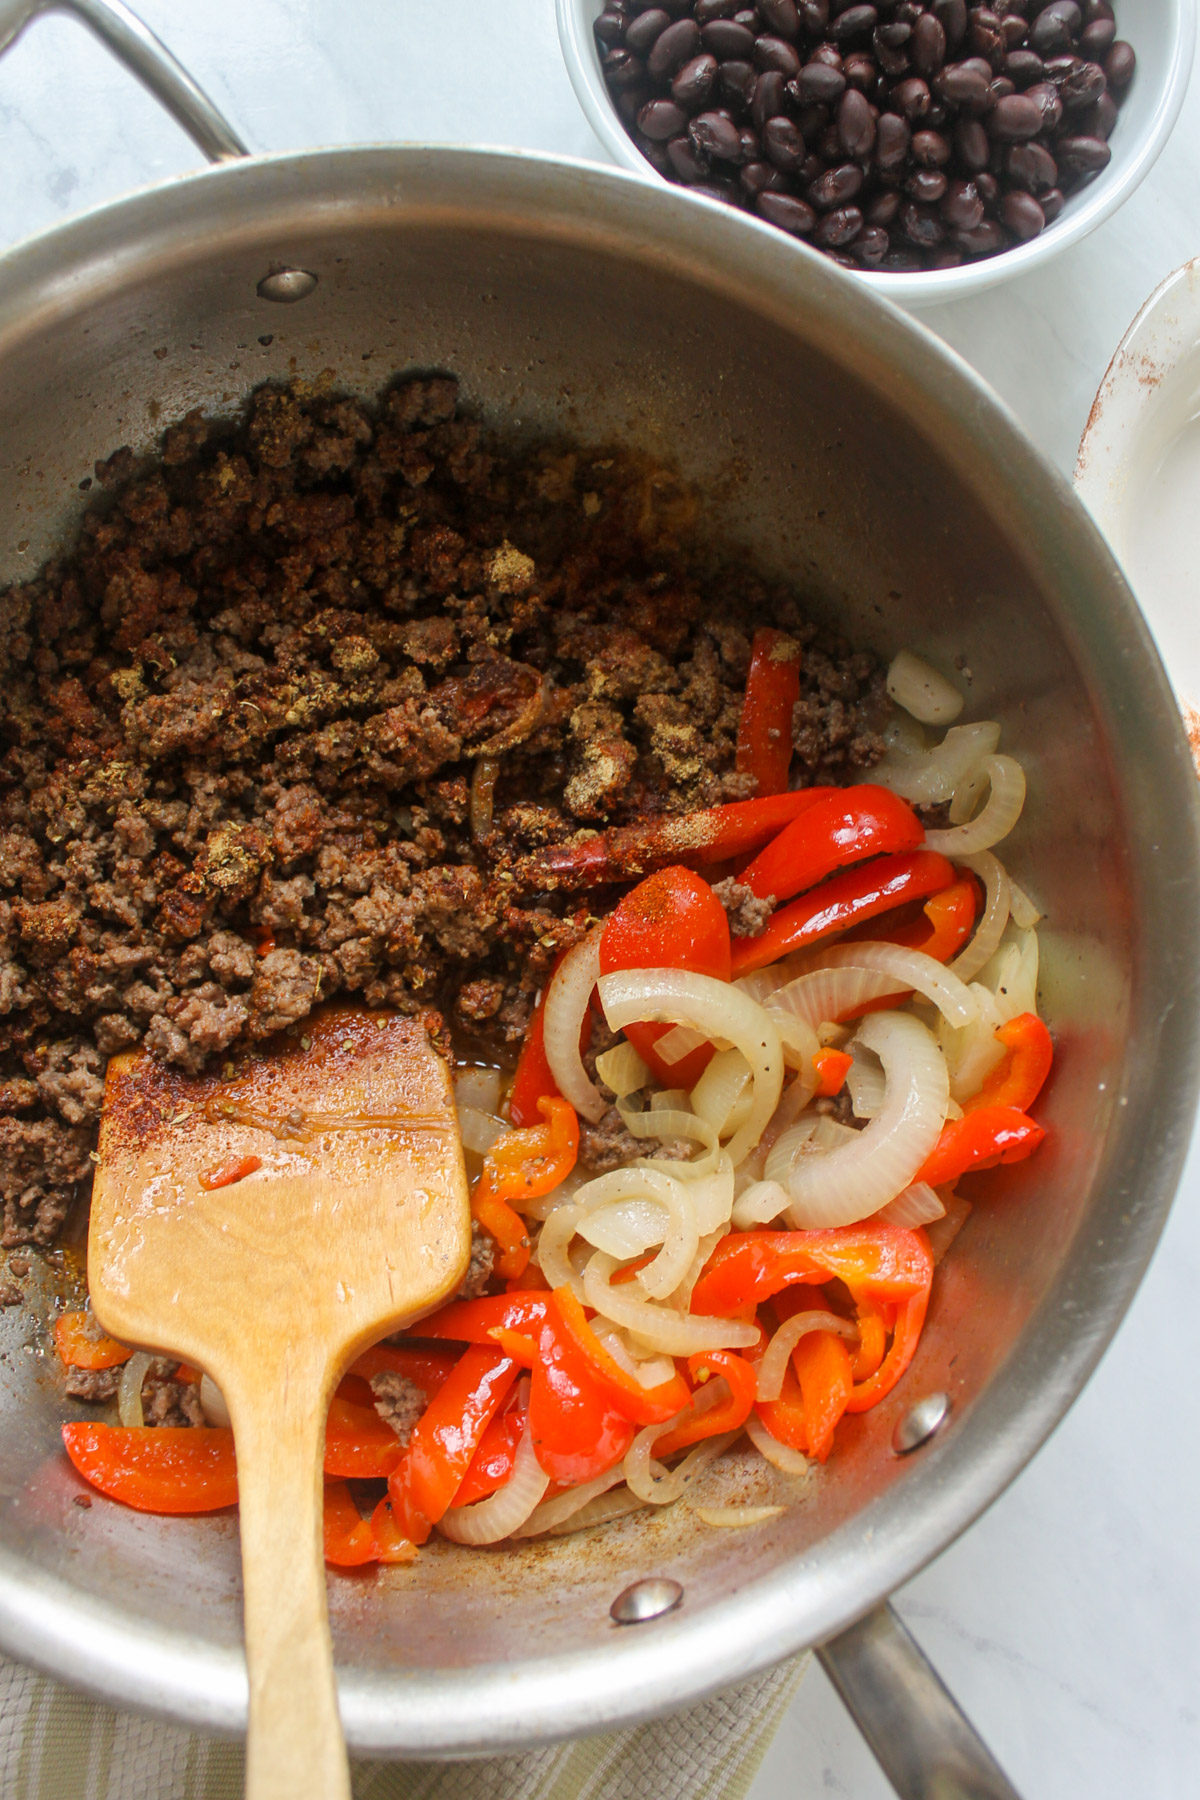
[198,1154,262,1192]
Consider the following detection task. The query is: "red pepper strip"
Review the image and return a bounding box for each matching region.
[369,1496,419,1565]
[452,1400,527,1508]
[349,1344,458,1400]
[54,1311,132,1372]
[652,1349,758,1459]
[472,1096,579,1280]
[915,1106,1046,1189]
[508,1262,551,1293]
[515,789,837,891]
[61,1424,237,1513]
[387,1347,517,1545]
[849,1292,892,1383]
[790,1331,854,1463]
[335,1373,376,1408]
[845,1285,930,1414]
[736,628,802,796]
[739,785,924,906]
[488,1327,540,1364]
[323,1396,405,1479]
[175,1363,201,1385]
[880,874,980,962]
[599,865,732,1087]
[411,1292,551,1345]
[812,1048,853,1097]
[198,1154,262,1192]
[691,1227,934,1321]
[730,850,954,978]
[754,1361,810,1454]
[323,1481,380,1568]
[552,1286,692,1425]
[509,947,578,1127]
[528,1293,637,1485]
[964,1013,1053,1114]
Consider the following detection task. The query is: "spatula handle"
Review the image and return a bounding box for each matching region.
[224,1360,350,1800]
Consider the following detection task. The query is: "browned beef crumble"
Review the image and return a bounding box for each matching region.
[711,877,776,938]
[0,372,887,1253]
[64,1364,120,1403]
[370,1371,426,1447]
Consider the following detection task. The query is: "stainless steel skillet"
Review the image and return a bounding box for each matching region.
[0,6,1195,1797]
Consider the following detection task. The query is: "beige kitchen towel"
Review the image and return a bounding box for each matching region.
[0,1649,809,1800]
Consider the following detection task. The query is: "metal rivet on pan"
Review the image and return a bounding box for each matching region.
[893,1392,950,1456]
[256,268,318,304]
[610,1577,683,1626]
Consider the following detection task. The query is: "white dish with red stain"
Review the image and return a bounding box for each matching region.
[1076,256,1200,753]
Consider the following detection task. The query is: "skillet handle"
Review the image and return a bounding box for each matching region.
[817,1602,1024,1800]
[0,0,247,161]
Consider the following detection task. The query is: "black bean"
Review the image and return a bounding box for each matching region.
[1005,140,1056,190]
[843,51,879,88]
[933,0,969,48]
[852,225,892,263]
[809,44,844,69]
[733,7,759,23]
[638,96,690,138]
[695,0,740,20]
[670,52,718,107]
[908,167,949,202]
[867,188,902,223]
[830,5,880,45]
[1078,17,1116,57]
[701,18,756,56]
[787,60,848,103]
[1055,131,1111,172]
[975,168,1000,203]
[837,85,878,154]
[934,61,992,106]
[953,116,991,170]
[603,46,648,90]
[798,0,830,29]
[1083,0,1114,20]
[874,27,911,79]
[1024,80,1063,129]
[739,158,775,193]
[1000,14,1028,51]
[1059,60,1107,107]
[626,8,671,55]
[1004,48,1045,85]
[1040,186,1065,220]
[988,92,1042,137]
[637,135,673,173]
[719,59,759,106]
[892,76,932,117]
[877,22,913,52]
[755,34,803,74]
[594,9,628,48]
[691,177,743,203]
[1030,2,1081,56]
[1002,188,1046,236]
[799,150,824,181]
[1105,40,1135,88]
[757,190,818,230]
[762,114,806,167]
[875,110,912,167]
[1042,52,1081,83]
[955,218,1007,252]
[901,201,945,245]
[808,161,865,207]
[667,133,708,179]
[815,204,865,244]
[689,108,745,157]
[910,127,950,166]
[650,18,702,76]
[912,12,948,73]
[615,86,651,126]
[759,0,802,38]
[752,68,787,126]
[970,9,1005,64]
[940,176,985,228]
[1079,90,1118,138]
[989,77,1016,102]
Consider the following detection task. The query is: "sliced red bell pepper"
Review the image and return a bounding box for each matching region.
[729,850,954,978]
[652,1349,758,1459]
[845,1285,930,1414]
[879,874,980,962]
[54,1311,132,1372]
[915,1106,1046,1188]
[472,1096,579,1280]
[348,1344,458,1400]
[412,1291,551,1346]
[528,1293,636,1485]
[387,1346,517,1545]
[323,1396,405,1479]
[62,1424,237,1513]
[508,948,586,1127]
[198,1154,262,1192]
[369,1496,419,1565]
[739,785,924,905]
[452,1397,527,1507]
[963,1013,1053,1115]
[322,1481,380,1568]
[599,864,732,1088]
[812,1048,853,1097]
[552,1286,691,1426]
[515,789,836,891]
[790,1329,854,1462]
[849,1293,892,1383]
[691,1227,933,1320]
[736,628,802,796]
[754,1360,810,1454]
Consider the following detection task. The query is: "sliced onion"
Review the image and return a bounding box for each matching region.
[886,650,964,725]
[690,1048,752,1137]
[926,755,1026,857]
[454,1067,504,1115]
[599,970,783,1169]
[624,1394,740,1504]
[672,1224,732,1312]
[654,1023,710,1067]
[593,1325,676,1391]
[780,1011,949,1228]
[731,1178,791,1229]
[695,1504,785,1527]
[764,1113,857,1185]
[777,943,977,1029]
[543,928,606,1123]
[680,1155,735,1237]
[583,1251,759,1355]
[847,1041,886,1119]
[522,1166,586,1223]
[617,1094,719,1178]
[744,1409,812,1475]
[199,1373,230,1428]
[875,1181,946,1228]
[985,927,1039,1022]
[117,1352,154,1429]
[572,1167,698,1300]
[546,1487,650,1535]
[457,1105,508,1156]
[950,850,1011,985]
[940,984,1006,1103]
[469,754,500,841]
[534,1203,586,1297]
[1007,874,1042,930]
[757,1311,858,1401]
[439,1413,549,1544]
[509,1467,626,1539]
[874,720,1001,805]
[594,1042,649,1099]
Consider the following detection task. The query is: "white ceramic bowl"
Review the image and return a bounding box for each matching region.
[557,0,1195,308]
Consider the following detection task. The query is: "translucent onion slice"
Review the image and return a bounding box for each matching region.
[775,943,977,1029]
[118,1352,154,1429]
[572,1166,698,1300]
[521,1167,586,1223]
[599,970,783,1169]
[876,1181,946,1228]
[886,650,964,725]
[543,928,606,1123]
[624,1397,740,1504]
[457,1105,508,1157]
[583,1251,760,1356]
[654,1023,710,1067]
[874,720,1002,805]
[744,1409,812,1475]
[731,1178,791,1230]
[509,1467,626,1539]
[772,1011,822,1081]
[534,1203,586,1297]
[616,1095,719,1179]
[453,1067,503,1115]
[593,1325,676,1392]
[672,1224,732,1312]
[593,1042,649,1099]
[981,927,1039,1022]
[781,1011,949,1229]
[926,755,1026,857]
[199,1373,230,1429]
[544,1487,649,1536]
[681,1155,735,1237]
[764,1114,857,1186]
[439,1414,549,1545]
[940,984,1006,1103]
[757,1311,858,1401]
[846,1041,886,1119]
[696,1505,785,1527]
[1007,875,1042,930]
[950,850,1011,985]
[690,1048,751,1138]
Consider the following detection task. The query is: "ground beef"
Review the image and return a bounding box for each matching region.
[64,1364,120,1402]
[711,877,776,938]
[141,1358,205,1428]
[370,1371,426,1447]
[0,1280,20,1305]
[0,372,887,1245]
[579,1103,645,1174]
[454,1218,496,1300]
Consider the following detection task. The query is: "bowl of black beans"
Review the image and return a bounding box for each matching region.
[557,0,1192,299]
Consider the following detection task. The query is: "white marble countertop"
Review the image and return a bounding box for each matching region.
[1,3,1197,1796]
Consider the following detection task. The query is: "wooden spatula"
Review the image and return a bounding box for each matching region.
[88,1004,471,1800]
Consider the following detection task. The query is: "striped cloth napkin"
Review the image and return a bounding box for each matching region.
[0,1649,809,1800]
